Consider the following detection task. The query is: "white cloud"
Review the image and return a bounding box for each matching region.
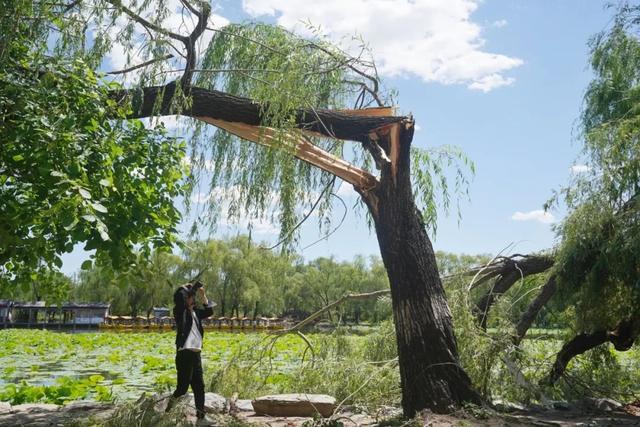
[492,19,508,28]
[468,73,515,92]
[511,209,555,224]
[570,164,590,174]
[242,0,522,92]
[414,124,422,132]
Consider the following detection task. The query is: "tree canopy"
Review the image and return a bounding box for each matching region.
[550,3,640,332]
[1,0,186,286]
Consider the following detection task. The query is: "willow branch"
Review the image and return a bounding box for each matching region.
[104,0,186,42]
[107,54,174,75]
[179,0,201,17]
[180,1,210,87]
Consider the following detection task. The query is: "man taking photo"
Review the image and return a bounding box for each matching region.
[166,281,215,424]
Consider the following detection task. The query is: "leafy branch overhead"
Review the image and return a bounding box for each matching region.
[40,0,472,248]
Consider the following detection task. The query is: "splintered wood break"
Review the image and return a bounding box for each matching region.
[389,122,401,182]
[334,106,396,117]
[196,117,379,191]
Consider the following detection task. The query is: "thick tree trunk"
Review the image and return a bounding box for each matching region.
[113,83,402,142]
[475,256,554,329]
[546,317,639,385]
[514,275,557,345]
[359,121,481,416]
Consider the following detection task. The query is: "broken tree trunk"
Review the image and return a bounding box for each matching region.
[113,83,402,141]
[359,121,481,416]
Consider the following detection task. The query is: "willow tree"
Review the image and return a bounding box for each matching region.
[541,4,640,384]
[17,0,481,414]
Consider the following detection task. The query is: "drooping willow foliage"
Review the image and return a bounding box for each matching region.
[187,21,474,245]
[550,3,640,330]
[190,23,358,246]
[10,0,475,254]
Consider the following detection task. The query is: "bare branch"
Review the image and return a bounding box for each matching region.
[514,275,557,345]
[104,0,187,42]
[274,289,391,334]
[179,0,202,18]
[343,80,383,107]
[180,1,210,87]
[107,54,173,75]
[474,254,554,329]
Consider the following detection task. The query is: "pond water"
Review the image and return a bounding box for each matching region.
[0,329,317,401]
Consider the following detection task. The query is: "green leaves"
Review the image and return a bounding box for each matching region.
[0,48,186,281]
[411,145,475,235]
[189,23,386,249]
[78,188,92,200]
[551,6,640,331]
[91,202,108,213]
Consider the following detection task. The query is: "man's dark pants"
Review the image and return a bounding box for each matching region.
[172,349,205,418]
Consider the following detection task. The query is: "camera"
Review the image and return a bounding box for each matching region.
[188,280,204,296]
[173,281,204,306]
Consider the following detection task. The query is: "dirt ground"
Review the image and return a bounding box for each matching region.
[1,397,639,426]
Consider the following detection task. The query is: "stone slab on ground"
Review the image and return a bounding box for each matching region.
[579,397,623,412]
[236,399,254,412]
[0,401,11,415]
[63,400,111,413]
[0,401,114,427]
[251,393,336,417]
[11,403,60,413]
[238,411,378,427]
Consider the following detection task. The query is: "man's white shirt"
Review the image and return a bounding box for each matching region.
[180,309,202,352]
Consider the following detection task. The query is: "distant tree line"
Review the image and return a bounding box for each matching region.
[2,238,497,327]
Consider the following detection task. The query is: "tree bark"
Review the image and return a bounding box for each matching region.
[514,275,557,345]
[359,121,481,416]
[475,255,554,329]
[546,317,639,385]
[112,83,402,142]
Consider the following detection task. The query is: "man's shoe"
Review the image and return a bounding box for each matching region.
[195,414,217,426]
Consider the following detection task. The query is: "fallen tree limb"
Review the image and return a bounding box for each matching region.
[473,255,554,330]
[545,316,640,385]
[514,275,557,345]
[274,289,390,335]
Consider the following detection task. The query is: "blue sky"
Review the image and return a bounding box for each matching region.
[61,0,614,274]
